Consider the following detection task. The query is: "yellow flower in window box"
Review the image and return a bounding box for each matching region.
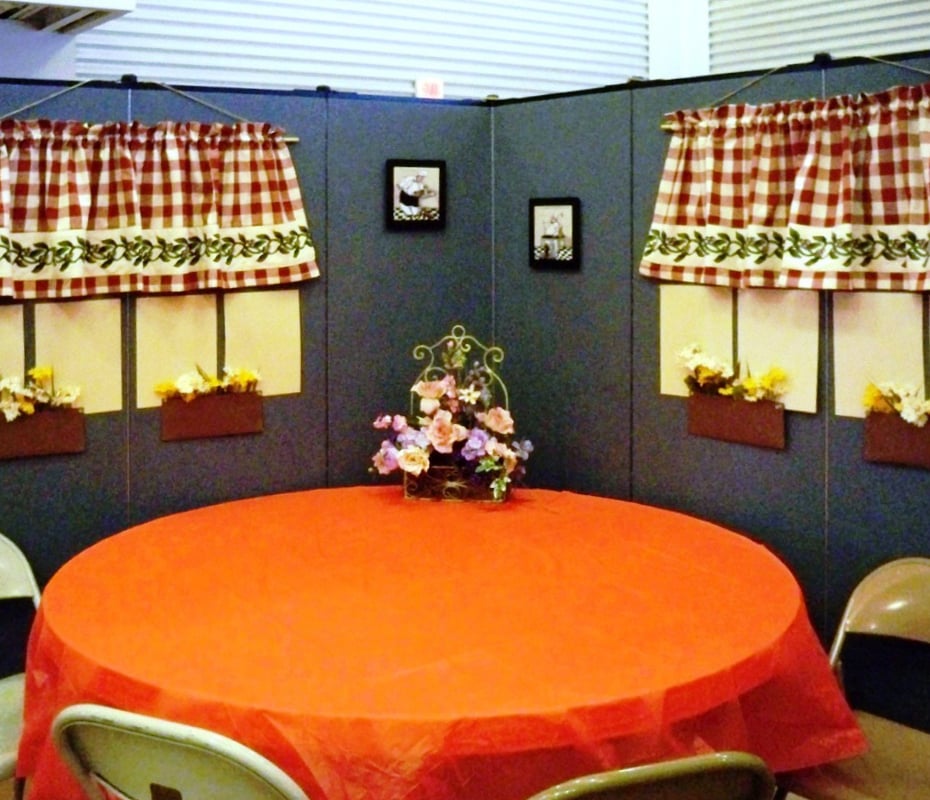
[156,365,263,441]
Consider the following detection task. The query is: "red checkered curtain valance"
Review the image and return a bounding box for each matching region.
[640,82,930,291]
[0,119,319,299]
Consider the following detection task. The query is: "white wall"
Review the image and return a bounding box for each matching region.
[648,0,710,80]
[709,0,930,74]
[0,0,929,99]
[0,21,76,79]
[71,0,650,100]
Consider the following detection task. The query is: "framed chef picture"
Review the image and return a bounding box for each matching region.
[529,197,580,269]
[385,159,446,230]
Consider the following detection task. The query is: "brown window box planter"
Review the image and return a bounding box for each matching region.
[864,412,930,470]
[687,393,785,450]
[0,407,86,460]
[160,393,263,441]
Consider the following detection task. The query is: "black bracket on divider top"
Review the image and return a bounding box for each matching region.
[120,74,139,86]
[812,52,833,66]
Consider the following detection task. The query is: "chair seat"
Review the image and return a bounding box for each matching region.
[0,673,25,780]
[780,711,930,799]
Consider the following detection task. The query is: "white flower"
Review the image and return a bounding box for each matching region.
[53,386,81,406]
[872,381,930,428]
[174,370,211,396]
[458,384,481,404]
[0,399,20,422]
[678,342,734,380]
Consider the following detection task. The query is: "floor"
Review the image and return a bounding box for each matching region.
[0,779,13,800]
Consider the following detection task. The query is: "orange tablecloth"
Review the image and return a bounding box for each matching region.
[18,487,865,800]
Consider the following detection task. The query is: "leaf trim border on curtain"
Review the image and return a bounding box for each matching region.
[644,227,930,269]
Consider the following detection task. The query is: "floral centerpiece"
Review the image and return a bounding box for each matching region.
[862,381,930,469]
[0,366,84,459]
[156,364,263,441]
[679,343,788,449]
[371,325,532,501]
[0,365,81,422]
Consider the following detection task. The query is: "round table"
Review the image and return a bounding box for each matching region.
[18,487,865,800]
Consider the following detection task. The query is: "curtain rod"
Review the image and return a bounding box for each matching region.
[659,53,930,131]
[0,75,299,143]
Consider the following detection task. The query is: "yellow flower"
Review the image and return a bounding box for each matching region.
[154,380,180,399]
[694,365,720,386]
[225,367,260,392]
[863,382,895,414]
[760,366,788,394]
[28,365,53,384]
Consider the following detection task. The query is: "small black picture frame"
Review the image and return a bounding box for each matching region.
[386,159,446,230]
[529,197,580,269]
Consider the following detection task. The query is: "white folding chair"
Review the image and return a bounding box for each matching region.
[0,532,40,782]
[0,534,40,608]
[53,704,310,800]
[777,557,930,799]
[525,751,776,800]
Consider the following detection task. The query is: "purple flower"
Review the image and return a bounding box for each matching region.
[372,441,400,474]
[513,439,534,460]
[396,427,429,449]
[461,427,490,461]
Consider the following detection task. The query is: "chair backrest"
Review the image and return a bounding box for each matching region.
[0,533,40,606]
[524,751,776,800]
[53,704,311,800]
[828,557,930,666]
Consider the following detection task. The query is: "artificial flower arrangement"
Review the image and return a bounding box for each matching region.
[154,365,260,401]
[0,365,81,422]
[861,381,930,469]
[679,343,788,402]
[371,326,533,501]
[863,381,930,428]
[155,364,263,442]
[678,343,788,449]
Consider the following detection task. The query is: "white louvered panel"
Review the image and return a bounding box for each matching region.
[75,0,649,99]
[709,0,930,74]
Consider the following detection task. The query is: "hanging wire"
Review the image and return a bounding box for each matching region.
[659,65,787,130]
[709,64,789,107]
[660,53,930,131]
[863,54,930,78]
[0,79,94,121]
[0,77,299,142]
[149,80,299,143]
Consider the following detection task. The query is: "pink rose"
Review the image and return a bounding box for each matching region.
[479,407,515,435]
[426,409,468,453]
[411,379,446,399]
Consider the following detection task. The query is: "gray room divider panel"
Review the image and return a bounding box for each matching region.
[0,81,132,585]
[492,90,634,498]
[324,95,493,487]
